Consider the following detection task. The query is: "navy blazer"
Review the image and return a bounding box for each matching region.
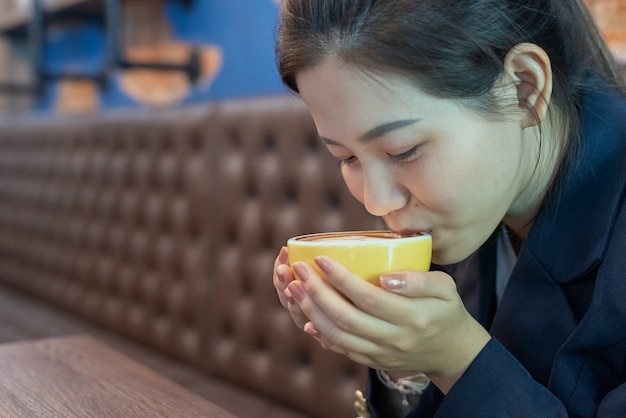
[367,79,626,417]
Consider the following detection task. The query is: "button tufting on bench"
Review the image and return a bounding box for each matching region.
[0,97,383,418]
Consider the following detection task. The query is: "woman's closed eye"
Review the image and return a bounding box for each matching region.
[388,145,420,163]
[337,145,421,167]
[338,155,358,167]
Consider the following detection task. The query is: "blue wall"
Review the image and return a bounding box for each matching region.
[36,0,287,110]
[167,0,285,103]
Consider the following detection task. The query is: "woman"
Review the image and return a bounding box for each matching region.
[272,0,626,416]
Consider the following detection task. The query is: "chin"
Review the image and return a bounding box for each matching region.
[431,248,473,266]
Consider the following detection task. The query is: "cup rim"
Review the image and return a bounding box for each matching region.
[287,230,431,246]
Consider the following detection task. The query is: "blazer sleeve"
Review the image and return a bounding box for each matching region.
[433,338,568,417]
[367,338,569,417]
[597,383,626,417]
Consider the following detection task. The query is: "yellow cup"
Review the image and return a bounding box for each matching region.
[287,230,432,285]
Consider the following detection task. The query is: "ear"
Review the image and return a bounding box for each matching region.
[503,43,553,128]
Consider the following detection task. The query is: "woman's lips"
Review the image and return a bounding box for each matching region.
[394,229,432,237]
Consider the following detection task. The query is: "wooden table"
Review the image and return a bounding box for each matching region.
[0,334,237,417]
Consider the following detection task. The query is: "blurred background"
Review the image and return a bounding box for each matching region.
[587,0,626,81]
[0,0,624,114]
[0,0,285,113]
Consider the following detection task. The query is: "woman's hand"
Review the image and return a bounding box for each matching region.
[286,256,491,394]
[272,246,309,329]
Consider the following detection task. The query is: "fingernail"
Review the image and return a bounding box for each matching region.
[284,288,295,305]
[288,282,306,302]
[292,263,309,283]
[381,273,406,289]
[304,322,321,338]
[314,256,333,275]
[276,268,285,284]
[278,246,289,264]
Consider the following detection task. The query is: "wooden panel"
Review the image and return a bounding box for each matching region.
[587,0,626,62]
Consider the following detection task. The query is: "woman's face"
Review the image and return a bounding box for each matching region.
[296,60,538,265]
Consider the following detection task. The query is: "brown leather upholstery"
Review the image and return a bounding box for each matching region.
[0,96,382,418]
[0,105,218,366]
[205,97,383,417]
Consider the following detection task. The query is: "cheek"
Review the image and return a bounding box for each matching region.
[341,167,365,204]
[423,159,505,223]
[404,160,470,216]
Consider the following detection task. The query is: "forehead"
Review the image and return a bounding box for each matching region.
[297,59,414,98]
[297,60,468,142]
[297,61,430,122]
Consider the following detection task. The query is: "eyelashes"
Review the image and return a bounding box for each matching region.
[338,156,358,167]
[388,145,420,163]
[338,145,420,167]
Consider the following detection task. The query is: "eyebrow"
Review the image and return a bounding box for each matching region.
[319,118,421,146]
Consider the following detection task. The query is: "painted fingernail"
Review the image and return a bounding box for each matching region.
[288,282,306,302]
[304,322,321,338]
[278,246,289,264]
[381,273,406,289]
[314,256,332,275]
[292,263,309,283]
[284,288,295,305]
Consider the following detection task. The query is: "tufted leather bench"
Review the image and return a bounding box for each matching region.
[0,96,382,418]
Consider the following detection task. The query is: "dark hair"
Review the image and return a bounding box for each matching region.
[276,0,625,180]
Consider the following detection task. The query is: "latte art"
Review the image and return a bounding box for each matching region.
[296,231,405,244]
[312,235,393,243]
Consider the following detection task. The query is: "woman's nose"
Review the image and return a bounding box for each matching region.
[362,166,407,217]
